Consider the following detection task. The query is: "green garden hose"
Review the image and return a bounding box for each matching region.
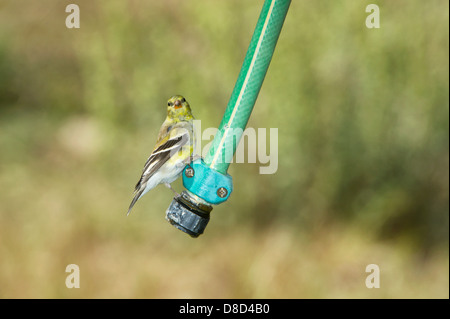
[205,0,291,174]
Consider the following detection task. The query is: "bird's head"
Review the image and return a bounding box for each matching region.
[167,95,193,121]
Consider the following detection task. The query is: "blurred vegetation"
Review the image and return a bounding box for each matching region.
[0,0,448,298]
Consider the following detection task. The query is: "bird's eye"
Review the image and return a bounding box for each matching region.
[181,98,186,103]
[168,102,172,106]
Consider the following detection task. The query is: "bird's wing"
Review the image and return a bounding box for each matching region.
[134,127,190,192]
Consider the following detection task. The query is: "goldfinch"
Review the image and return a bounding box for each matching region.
[127,95,195,215]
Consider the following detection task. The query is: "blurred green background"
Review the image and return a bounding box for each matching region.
[0,0,448,298]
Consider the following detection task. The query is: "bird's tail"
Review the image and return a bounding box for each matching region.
[127,189,145,216]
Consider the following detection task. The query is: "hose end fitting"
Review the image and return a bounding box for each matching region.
[165,191,212,238]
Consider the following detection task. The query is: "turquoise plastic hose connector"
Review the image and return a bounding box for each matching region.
[167,0,291,237]
[183,159,233,205]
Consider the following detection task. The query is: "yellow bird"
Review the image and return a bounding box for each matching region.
[127,95,195,215]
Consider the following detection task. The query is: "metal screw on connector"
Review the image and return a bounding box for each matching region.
[217,187,228,198]
[185,167,194,178]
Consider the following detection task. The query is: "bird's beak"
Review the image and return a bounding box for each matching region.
[174,100,182,109]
